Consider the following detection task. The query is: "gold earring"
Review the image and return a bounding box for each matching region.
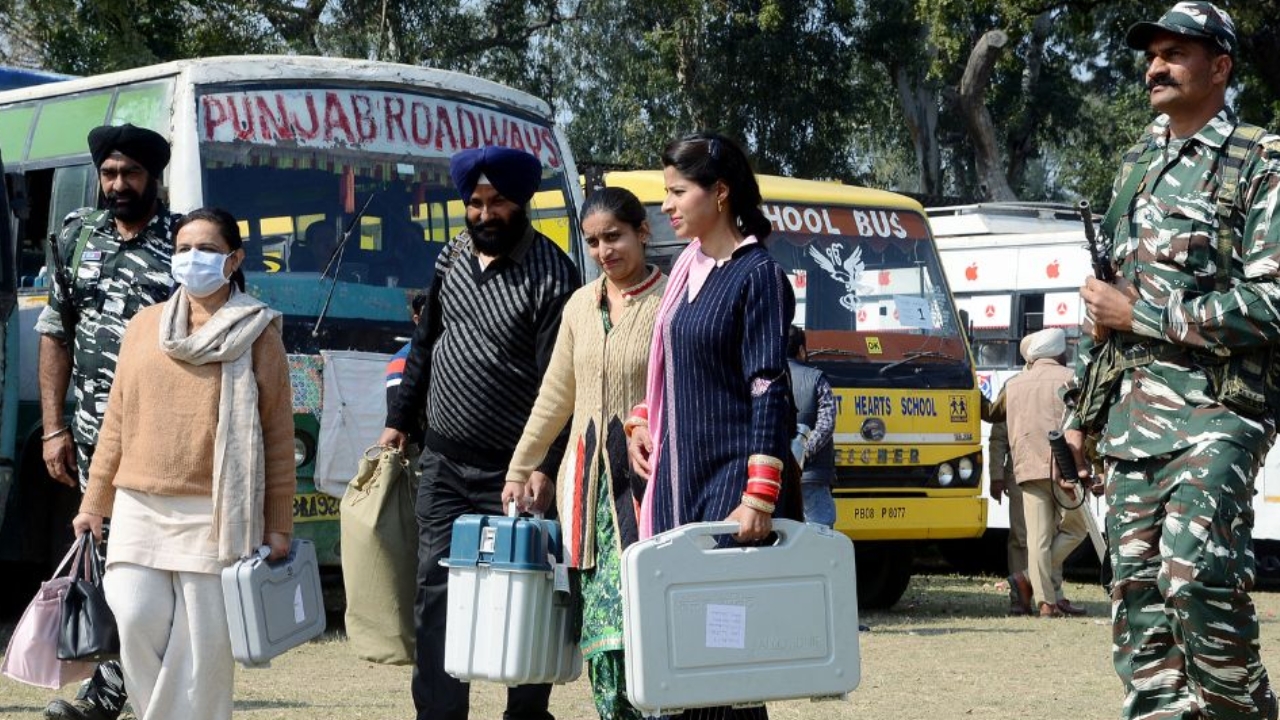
[717,197,724,214]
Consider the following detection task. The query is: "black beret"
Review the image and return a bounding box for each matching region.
[87,124,170,177]
[449,146,543,207]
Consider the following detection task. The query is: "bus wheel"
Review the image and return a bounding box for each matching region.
[855,541,913,610]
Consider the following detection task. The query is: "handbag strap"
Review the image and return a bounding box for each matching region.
[51,536,86,580]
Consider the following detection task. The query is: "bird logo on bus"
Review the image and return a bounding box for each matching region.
[809,242,872,312]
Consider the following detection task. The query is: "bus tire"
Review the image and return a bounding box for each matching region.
[855,541,913,610]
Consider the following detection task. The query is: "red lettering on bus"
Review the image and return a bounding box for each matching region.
[507,122,525,152]
[323,91,355,144]
[290,93,321,140]
[385,96,407,143]
[254,94,293,141]
[539,128,560,168]
[455,107,479,150]
[434,105,456,152]
[202,96,227,140]
[522,124,543,162]
[479,113,507,147]
[410,100,432,147]
[226,96,254,141]
[351,94,376,141]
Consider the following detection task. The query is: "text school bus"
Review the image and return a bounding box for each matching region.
[0,56,586,584]
[603,171,986,608]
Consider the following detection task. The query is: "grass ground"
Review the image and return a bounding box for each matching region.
[4,573,1279,719]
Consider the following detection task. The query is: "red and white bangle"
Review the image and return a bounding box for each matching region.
[740,494,777,514]
[623,403,649,438]
[745,453,784,503]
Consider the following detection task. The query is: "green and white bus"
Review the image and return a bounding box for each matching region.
[0,56,587,587]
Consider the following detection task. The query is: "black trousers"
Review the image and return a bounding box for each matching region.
[412,446,554,720]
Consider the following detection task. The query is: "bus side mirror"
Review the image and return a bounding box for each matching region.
[958,308,972,343]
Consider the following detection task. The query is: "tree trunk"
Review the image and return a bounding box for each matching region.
[1006,13,1052,192]
[893,64,942,196]
[959,29,1016,201]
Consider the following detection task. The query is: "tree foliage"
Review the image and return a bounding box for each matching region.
[2,0,1278,205]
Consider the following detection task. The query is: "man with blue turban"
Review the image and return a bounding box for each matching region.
[379,146,579,720]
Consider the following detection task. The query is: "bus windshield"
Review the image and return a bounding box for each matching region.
[197,84,576,354]
[762,204,969,387]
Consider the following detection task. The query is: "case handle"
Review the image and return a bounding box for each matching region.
[678,519,806,551]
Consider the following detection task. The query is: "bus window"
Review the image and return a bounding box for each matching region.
[0,105,36,161]
[29,91,113,161]
[48,164,95,232]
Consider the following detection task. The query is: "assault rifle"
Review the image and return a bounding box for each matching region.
[47,232,80,339]
[1067,199,1123,437]
[1076,200,1113,284]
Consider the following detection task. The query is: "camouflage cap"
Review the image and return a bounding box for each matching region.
[1126,2,1236,56]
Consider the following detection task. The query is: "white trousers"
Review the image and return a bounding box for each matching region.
[103,562,234,720]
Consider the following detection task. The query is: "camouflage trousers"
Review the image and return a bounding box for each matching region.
[75,441,95,492]
[1107,439,1273,720]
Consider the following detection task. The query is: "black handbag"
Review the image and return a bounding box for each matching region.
[57,533,120,662]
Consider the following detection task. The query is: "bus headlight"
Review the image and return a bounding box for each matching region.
[294,436,308,467]
[937,462,955,486]
[958,457,975,481]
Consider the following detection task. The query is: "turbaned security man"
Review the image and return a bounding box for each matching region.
[36,125,178,720]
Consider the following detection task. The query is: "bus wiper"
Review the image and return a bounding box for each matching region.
[807,347,867,359]
[878,350,955,375]
[312,192,377,338]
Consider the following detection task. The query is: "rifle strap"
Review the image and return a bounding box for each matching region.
[1214,123,1266,292]
[67,210,107,279]
[1101,143,1159,250]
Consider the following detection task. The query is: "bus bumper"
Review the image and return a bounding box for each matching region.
[833,494,987,541]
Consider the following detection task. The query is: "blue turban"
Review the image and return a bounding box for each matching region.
[449,146,543,207]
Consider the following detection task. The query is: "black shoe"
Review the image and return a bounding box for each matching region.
[43,698,118,720]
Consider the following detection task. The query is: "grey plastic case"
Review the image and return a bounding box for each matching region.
[221,539,327,668]
[621,519,861,714]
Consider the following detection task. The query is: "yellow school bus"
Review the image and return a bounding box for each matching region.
[603,171,986,608]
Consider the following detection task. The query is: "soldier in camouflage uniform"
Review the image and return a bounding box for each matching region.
[36,124,178,720]
[1061,3,1280,718]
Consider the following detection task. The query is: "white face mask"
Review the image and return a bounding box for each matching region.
[172,249,231,297]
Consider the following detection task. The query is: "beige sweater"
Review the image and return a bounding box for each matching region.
[81,302,297,534]
[508,269,665,569]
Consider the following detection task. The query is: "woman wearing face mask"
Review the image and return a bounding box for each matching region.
[72,207,295,720]
[504,187,665,720]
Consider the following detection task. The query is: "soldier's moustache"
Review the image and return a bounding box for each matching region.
[1148,75,1180,90]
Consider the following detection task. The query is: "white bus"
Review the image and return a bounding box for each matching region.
[930,202,1280,576]
[0,56,587,581]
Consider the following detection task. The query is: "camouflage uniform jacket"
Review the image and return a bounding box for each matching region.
[1068,108,1280,460]
[35,206,178,447]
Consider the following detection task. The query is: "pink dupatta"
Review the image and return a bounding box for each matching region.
[637,240,701,539]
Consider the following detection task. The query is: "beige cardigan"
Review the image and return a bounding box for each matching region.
[81,302,297,534]
[508,268,665,569]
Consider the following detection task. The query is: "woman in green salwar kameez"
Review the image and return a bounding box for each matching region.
[505,188,666,719]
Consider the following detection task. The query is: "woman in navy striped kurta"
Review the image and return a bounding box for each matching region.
[631,132,796,545]
[629,132,797,720]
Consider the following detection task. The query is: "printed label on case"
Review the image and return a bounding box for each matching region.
[705,604,746,649]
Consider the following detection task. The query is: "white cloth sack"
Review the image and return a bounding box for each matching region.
[316,350,393,497]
